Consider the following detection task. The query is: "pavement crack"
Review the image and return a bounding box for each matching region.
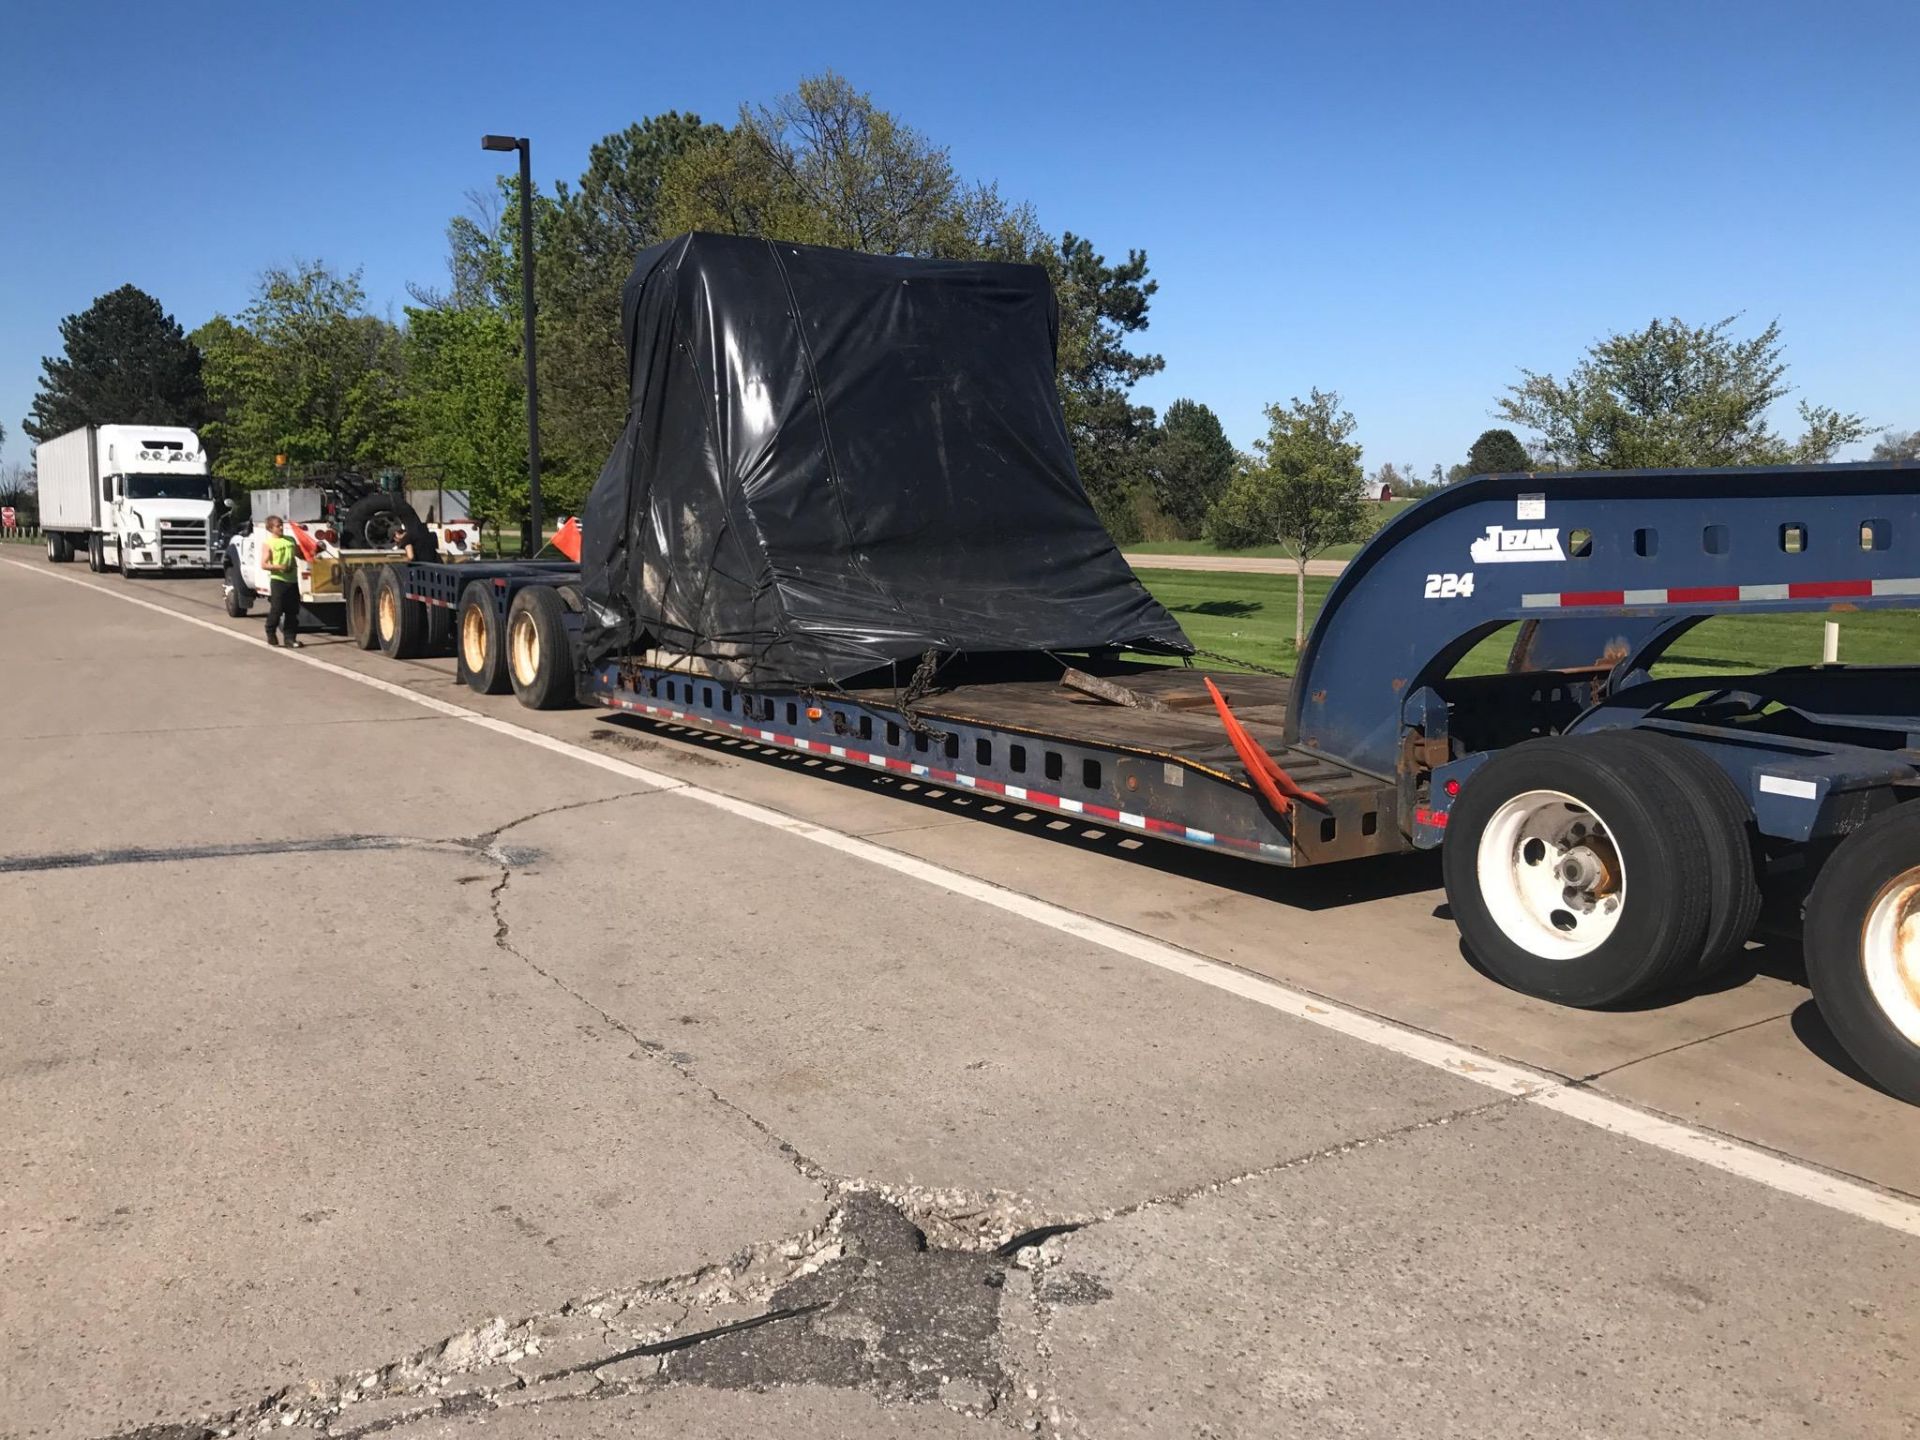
[1097,1093,1522,1227]
[465,788,676,856]
[1571,1008,1797,1086]
[479,827,835,1196]
[0,834,475,875]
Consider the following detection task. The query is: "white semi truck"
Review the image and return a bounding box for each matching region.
[36,424,223,575]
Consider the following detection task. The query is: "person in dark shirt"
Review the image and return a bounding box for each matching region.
[395,510,440,564]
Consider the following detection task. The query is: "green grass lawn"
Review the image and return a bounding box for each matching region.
[1127,499,1417,562]
[1133,567,1920,679]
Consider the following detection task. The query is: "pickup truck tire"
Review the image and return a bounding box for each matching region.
[224,571,254,617]
[1579,729,1763,980]
[506,585,575,710]
[1804,801,1920,1104]
[458,582,512,694]
[375,565,427,659]
[1443,736,1712,1007]
[347,572,380,650]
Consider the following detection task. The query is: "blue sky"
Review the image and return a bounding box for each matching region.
[3,0,1914,476]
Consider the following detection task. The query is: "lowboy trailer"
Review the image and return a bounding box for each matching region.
[421,462,1920,1104]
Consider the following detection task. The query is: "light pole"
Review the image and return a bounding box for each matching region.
[482,133,541,555]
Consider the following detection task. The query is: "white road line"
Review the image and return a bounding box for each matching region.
[9,556,1918,1237]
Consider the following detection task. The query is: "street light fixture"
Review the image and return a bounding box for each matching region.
[482,133,542,555]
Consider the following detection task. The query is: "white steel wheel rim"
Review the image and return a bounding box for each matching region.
[1476,788,1626,960]
[509,612,540,686]
[461,607,489,671]
[1861,869,1920,1045]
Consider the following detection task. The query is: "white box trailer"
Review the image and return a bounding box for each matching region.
[36,424,222,574]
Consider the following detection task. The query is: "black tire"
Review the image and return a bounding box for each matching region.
[224,575,253,617]
[47,533,72,563]
[458,582,511,695]
[119,544,135,579]
[1579,730,1764,979]
[1804,802,1920,1104]
[1443,736,1713,1007]
[505,585,576,710]
[375,564,427,659]
[347,571,381,650]
[87,534,105,572]
[341,493,417,550]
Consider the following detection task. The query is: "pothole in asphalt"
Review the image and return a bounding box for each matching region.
[93,1192,1096,1438]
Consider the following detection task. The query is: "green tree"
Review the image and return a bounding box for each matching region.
[24,285,207,442]
[1149,399,1236,535]
[197,262,408,483]
[1465,427,1532,475]
[657,74,1163,534]
[403,305,525,529]
[659,72,1024,257]
[1498,316,1869,469]
[1870,428,1919,462]
[541,113,721,493]
[1207,389,1367,647]
[1044,234,1164,539]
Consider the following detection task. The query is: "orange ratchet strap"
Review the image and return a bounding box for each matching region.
[1205,677,1328,815]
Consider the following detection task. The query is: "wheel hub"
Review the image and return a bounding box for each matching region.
[1862,870,1920,1045]
[462,607,488,672]
[1476,789,1627,958]
[510,612,540,687]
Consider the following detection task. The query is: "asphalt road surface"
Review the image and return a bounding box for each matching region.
[2,552,1914,1440]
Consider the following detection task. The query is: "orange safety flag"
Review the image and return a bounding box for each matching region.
[551,516,582,563]
[288,520,319,562]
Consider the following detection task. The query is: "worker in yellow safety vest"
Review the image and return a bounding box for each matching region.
[261,516,302,648]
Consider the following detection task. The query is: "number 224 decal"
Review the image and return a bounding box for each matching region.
[1423,572,1475,599]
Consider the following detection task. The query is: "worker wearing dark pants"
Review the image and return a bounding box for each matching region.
[261,515,302,648]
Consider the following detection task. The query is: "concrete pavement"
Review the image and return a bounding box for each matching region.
[1,554,1913,1439]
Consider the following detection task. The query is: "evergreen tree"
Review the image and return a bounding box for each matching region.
[25,285,207,442]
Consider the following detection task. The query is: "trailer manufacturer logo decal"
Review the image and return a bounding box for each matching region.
[1470,525,1565,564]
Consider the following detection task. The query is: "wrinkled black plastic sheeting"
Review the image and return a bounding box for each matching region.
[580,232,1191,688]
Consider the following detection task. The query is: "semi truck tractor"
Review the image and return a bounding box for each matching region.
[36,424,222,575]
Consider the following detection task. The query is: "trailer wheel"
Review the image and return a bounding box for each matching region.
[1443,737,1712,1007]
[346,572,380,650]
[1804,802,1920,1104]
[47,533,72,563]
[1581,729,1763,979]
[375,565,427,659]
[458,582,512,695]
[506,585,576,709]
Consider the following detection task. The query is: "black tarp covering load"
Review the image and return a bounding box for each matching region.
[579,232,1192,686]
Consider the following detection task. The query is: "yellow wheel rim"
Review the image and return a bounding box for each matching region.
[378,588,397,640]
[461,605,489,672]
[509,610,541,687]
